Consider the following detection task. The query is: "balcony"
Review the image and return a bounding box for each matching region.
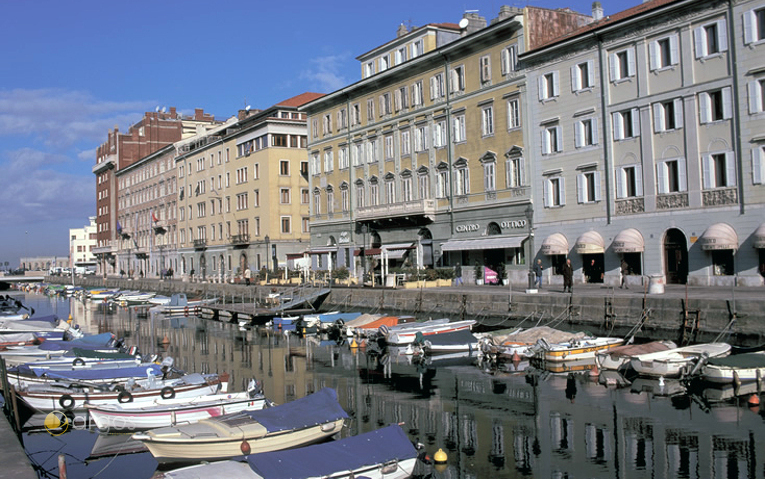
[232,234,250,245]
[193,239,207,250]
[356,198,436,221]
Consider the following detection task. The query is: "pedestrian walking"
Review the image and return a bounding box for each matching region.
[244,267,252,286]
[562,258,574,293]
[620,259,630,289]
[533,259,543,289]
[454,263,463,286]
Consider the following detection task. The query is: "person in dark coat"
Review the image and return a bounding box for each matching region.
[562,259,574,293]
[533,259,543,289]
[454,263,463,286]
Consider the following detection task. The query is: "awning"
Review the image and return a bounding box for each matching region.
[441,236,525,252]
[383,242,414,250]
[308,246,338,255]
[754,224,765,249]
[541,233,569,255]
[354,248,380,257]
[612,228,645,253]
[574,231,605,254]
[699,223,738,250]
[383,249,410,260]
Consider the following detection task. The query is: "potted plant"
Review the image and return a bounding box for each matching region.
[474,261,484,285]
[495,262,507,285]
[334,266,350,285]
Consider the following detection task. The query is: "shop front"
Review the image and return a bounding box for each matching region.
[575,231,605,284]
[698,223,737,285]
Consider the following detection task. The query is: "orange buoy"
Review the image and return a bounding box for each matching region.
[748,394,760,406]
[511,351,521,363]
[241,440,251,455]
[589,365,600,377]
[162,335,170,344]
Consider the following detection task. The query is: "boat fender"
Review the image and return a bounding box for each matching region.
[72,357,86,366]
[241,440,251,455]
[184,306,189,317]
[59,394,75,410]
[161,386,176,400]
[118,391,134,403]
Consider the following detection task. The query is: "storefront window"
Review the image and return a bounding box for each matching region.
[712,250,733,275]
[622,252,642,275]
[550,254,566,275]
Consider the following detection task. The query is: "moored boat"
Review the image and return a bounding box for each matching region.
[384,319,475,345]
[629,342,731,378]
[531,336,625,362]
[700,351,765,384]
[421,329,479,355]
[595,340,678,371]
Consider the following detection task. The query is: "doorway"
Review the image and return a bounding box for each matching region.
[664,228,688,284]
[582,254,604,283]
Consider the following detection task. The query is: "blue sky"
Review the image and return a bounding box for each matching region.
[0,0,638,267]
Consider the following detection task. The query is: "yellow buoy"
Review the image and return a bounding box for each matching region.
[350,339,358,349]
[434,448,448,464]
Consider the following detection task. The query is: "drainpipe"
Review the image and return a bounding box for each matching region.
[596,34,612,225]
[442,53,455,235]
[727,0,745,215]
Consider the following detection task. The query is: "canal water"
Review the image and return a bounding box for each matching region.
[10,292,765,479]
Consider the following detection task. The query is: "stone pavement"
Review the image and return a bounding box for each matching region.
[0,413,37,479]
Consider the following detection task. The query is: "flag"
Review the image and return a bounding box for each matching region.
[152,210,159,223]
[116,221,122,234]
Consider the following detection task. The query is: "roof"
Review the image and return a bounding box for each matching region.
[529,0,681,52]
[276,92,325,108]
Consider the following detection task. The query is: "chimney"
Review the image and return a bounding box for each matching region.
[592,1,604,21]
[194,108,204,120]
[396,23,408,37]
[462,11,487,35]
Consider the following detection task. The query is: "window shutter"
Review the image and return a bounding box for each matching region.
[748,81,760,114]
[481,57,491,82]
[694,27,705,58]
[613,112,623,140]
[670,35,679,65]
[587,60,594,87]
[394,89,401,111]
[519,158,526,186]
[544,180,551,207]
[616,168,625,198]
[592,119,599,145]
[429,77,436,100]
[649,41,658,71]
[552,71,560,97]
[657,162,668,194]
[559,177,566,206]
[725,153,737,187]
[753,148,764,184]
[678,158,688,191]
[744,10,756,45]
[541,130,550,155]
[577,174,585,203]
[501,48,509,75]
[571,65,580,91]
[699,92,711,124]
[538,76,545,101]
[717,19,728,52]
[674,98,684,128]
[631,108,641,136]
[575,121,583,148]
[721,87,732,119]
[653,103,663,132]
[554,126,562,152]
[609,53,618,81]
[635,165,644,196]
[702,154,713,189]
[593,171,602,201]
[627,48,636,77]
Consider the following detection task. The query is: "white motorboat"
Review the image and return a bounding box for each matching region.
[629,342,731,378]
[700,351,765,384]
[594,340,678,371]
[531,336,625,362]
[383,319,475,345]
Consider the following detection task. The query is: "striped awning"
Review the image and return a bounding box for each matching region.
[612,228,645,253]
[441,236,525,252]
[699,223,738,250]
[540,233,569,255]
[574,231,605,254]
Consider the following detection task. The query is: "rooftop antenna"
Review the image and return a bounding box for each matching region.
[155,106,160,112]
[161,106,167,113]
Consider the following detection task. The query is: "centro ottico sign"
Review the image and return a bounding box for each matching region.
[44,410,138,435]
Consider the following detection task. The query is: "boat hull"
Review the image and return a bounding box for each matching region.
[539,338,625,362]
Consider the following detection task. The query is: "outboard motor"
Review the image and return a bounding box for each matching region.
[247,379,263,398]
[160,356,174,379]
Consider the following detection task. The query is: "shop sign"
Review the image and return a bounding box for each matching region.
[500,219,527,229]
[338,231,350,244]
[455,223,480,233]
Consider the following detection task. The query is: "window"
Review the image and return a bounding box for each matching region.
[339,147,349,169]
[610,48,635,81]
[649,35,678,70]
[577,171,601,203]
[280,188,291,204]
[310,153,320,175]
[280,216,291,234]
[501,45,517,75]
[337,108,347,130]
[313,190,321,215]
[539,72,560,100]
[380,55,389,71]
[748,79,765,113]
[481,106,494,136]
[571,60,594,91]
[657,158,687,193]
[433,121,447,148]
[311,119,318,138]
[612,109,640,140]
[326,189,334,214]
[253,190,260,207]
[355,182,365,208]
[277,160,289,176]
[353,143,363,166]
[480,55,491,85]
[411,40,423,58]
[401,176,412,202]
[699,87,732,123]
[436,169,449,198]
[341,185,349,212]
[367,139,377,163]
[300,161,308,176]
[236,167,248,184]
[352,103,361,125]
[453,115,466,143]
[430,73,445,100]
[451,65,465,93]
[483,162,496,192]
[507,99,521,129]
[385,135,394,159]
[753,146,765,184]
[415,125,428,152]
[418,172,430,199]
[236,192,248,210]
[653,99,683,132]
[575,118,598,148]
[744,7,765,44]
[542,125,562,154]
[411,81,424,107]
[385,179,395,204]
[302,217,309,233]
[544,176,565,207]
[395,47,407,65]
[694,20,727,58]
[323,150,333,172]
[394,87,408,111]
[366,98,375,121]
[506,157,524,188]
[401,130,411,156]
[322,114,332,135]
[616,165,643,198]
[369,182,379,206]
[379,93,391,116]
[702,152,736,188]
[301,188,309,204]
[365,62,374,78]
[455,164,469,196]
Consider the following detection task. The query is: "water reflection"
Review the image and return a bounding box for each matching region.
[11,293,765,479]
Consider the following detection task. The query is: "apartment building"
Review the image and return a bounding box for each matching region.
[68,216,97,271]
[92,108,217,276]
[175,94,317,281]
[302,6,591,283]
[522,0,765,287]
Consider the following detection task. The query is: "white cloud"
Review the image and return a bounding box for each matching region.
[300,54,353,92]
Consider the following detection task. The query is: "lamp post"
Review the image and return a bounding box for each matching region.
[524,205,534,288]
[264,235,270,275]
[360,225,368,285]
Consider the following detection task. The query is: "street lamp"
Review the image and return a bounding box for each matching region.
[264,235,270,273]
[524,205,535,287]
[360,225,368,285]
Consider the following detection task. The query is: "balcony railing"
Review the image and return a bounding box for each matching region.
[356,198,436,221]
[193,239,207,249]
[232,234,250,245]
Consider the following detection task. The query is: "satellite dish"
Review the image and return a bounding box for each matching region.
[459,18,469,29]
[245,105,251,111]
[161,106,167,113]
[155,106,160,112]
